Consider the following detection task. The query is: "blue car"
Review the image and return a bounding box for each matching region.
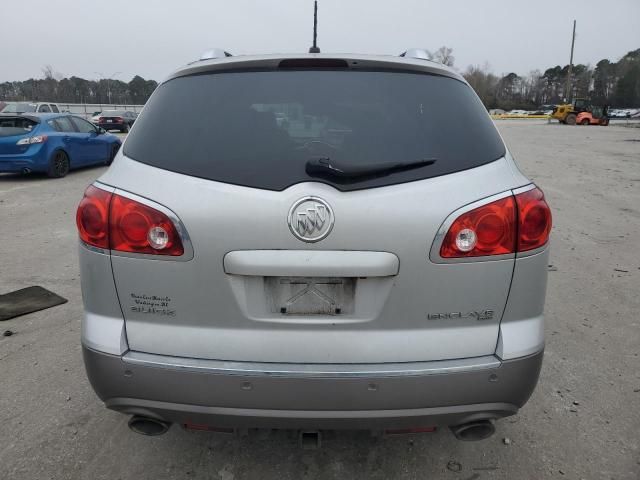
[0,113,121,177]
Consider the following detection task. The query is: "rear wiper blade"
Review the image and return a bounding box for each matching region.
[305,157,437,180]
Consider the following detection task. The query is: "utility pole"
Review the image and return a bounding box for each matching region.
[565,20,576,102]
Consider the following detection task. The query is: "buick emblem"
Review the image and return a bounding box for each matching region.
[288,196,335,242]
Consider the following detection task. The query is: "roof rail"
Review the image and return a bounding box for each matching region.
[199,48,232,61]
[399,48,431,61]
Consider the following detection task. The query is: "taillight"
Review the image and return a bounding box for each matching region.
[114,117,123,123]
[439,187,551,258]
[440,196,516,258]
[76,186,184,256]
[515,188,552,252]
[109,194,184,256]
[16,135,47,145]
[76,185,112,249]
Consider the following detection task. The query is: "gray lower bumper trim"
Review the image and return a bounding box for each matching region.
[123,351,501,378]
[105,397,518,429]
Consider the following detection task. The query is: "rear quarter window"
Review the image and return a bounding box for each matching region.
[124,70,505,191]
[48,116,76,133]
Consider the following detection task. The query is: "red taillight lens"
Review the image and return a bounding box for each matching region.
[114,117,123,123]
[76,186,184,256]
[439,187,551,258]
[109,194,184,256]
[76,185,112,249]
[440,196,516,258]
[515,188,552,252]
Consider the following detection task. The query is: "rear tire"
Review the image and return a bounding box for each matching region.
[581,119,590,125]
[565,113,577,125]
[124,124,130,133]
[47,151,70,178]
[600,117,610,126]
[106,144,120,166]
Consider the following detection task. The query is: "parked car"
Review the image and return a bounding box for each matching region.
[77,50,551,441]
[0,113,121,177]
[96,110,136,132]
[90,111,102,124]
[1,102,61,114]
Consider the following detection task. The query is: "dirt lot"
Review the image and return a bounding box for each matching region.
[1,121,639,480]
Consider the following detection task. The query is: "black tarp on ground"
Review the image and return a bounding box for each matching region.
[0,286,67,321]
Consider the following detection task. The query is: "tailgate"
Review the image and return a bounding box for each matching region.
[105,156,518,364]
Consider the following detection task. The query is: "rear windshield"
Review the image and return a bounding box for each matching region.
[0,117,37,137]
[102,110,125,116]
[1,103,37,113]
[124,70,505,191]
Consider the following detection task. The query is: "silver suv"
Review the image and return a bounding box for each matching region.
[76,50,551,441]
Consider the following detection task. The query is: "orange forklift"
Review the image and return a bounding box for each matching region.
[552,98,609,126]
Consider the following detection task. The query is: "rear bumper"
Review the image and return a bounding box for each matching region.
[0,151,45,172]
[83,345,543,429]
[98,123,126,131]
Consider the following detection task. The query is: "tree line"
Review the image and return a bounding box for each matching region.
[464,48,640,110]
[0,67,158,105]
[1,47,638,110]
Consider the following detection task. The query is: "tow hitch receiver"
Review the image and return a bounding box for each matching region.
[299,430,322,449]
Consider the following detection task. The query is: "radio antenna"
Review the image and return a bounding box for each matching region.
[309,1,320,53]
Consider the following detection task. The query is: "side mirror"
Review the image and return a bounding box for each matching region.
[96,127,106,135]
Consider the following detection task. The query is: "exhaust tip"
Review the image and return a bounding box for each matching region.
[450,419,495,441]
[128,415,171,436]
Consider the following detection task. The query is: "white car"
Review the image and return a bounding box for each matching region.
[1,102,61,114]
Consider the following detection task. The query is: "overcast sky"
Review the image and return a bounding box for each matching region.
[1,0,639,82]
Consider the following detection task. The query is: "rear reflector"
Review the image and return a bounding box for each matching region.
[385,426,437,435]
[76,185,184,256]
[183,422,234,433]
[440,187,551,258]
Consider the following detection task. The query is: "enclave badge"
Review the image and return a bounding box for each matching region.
[427,310,495,321]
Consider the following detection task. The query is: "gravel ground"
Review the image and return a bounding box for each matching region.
[0,121,639,479]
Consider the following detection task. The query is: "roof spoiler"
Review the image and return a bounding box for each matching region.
[0,113,42,122]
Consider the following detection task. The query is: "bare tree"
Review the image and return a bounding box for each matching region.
[41,65,64,81]
[42,65,55,80]
[464,63,498,107]
[433,46,455,67]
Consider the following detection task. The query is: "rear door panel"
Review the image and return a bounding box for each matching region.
[104,155,520,363]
